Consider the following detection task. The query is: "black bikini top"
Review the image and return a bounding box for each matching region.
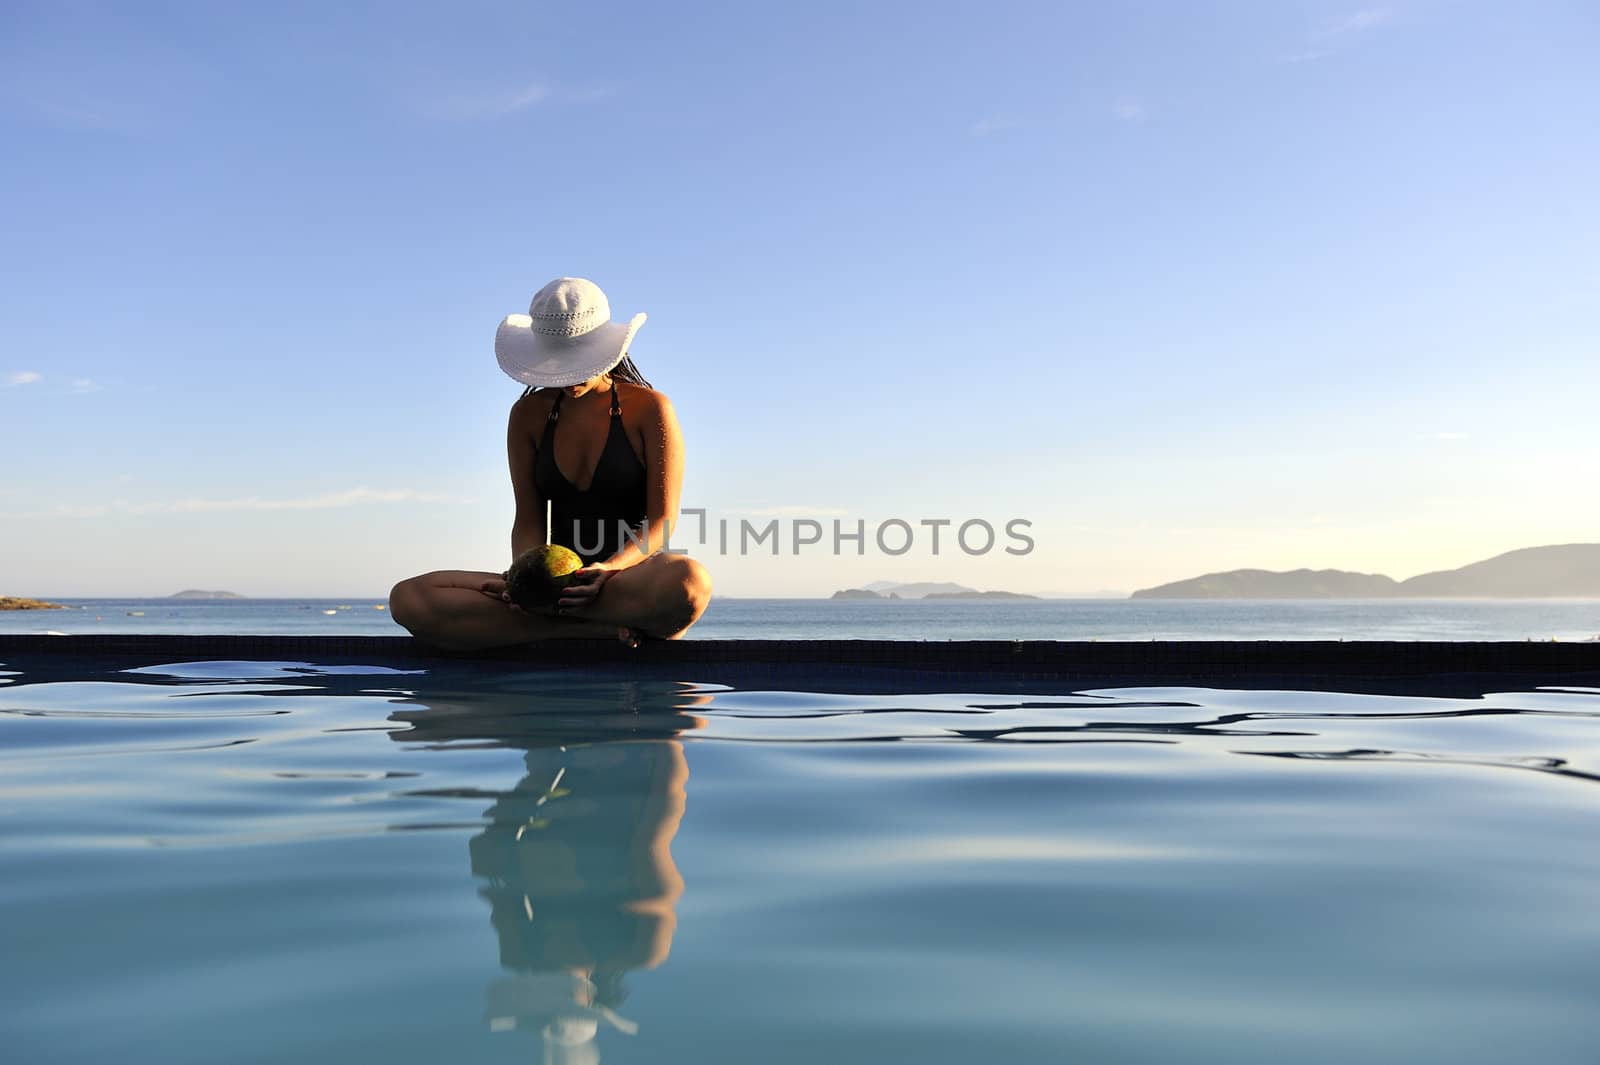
[533,380,647,513]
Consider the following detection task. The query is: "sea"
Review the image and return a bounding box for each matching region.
[4,646,1599,1063]
[3,596,1599,641]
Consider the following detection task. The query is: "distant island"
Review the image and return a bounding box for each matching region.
[831,581,1037,600]
[0,596,66,611]
[1132,543,1600,599]
[867,581,975,598]
[925,590,1039,600]
[1132,569,1398,599]
[169,590,246,599]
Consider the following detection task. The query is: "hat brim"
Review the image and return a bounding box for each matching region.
[495,312,646,388]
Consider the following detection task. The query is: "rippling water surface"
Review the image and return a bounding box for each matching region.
[3,657,1599,1063]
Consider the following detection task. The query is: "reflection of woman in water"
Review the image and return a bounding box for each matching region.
[389,678,705,1064]
[390,277,712,651]
[474,740,688,1062]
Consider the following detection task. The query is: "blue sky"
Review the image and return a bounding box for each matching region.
[2,1,1596,597]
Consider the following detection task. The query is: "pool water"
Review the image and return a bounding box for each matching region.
[3,657,1599,1064]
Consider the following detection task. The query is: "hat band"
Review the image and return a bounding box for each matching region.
[526,304,607,338]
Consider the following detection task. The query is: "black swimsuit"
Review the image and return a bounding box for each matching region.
[533,381,648,566]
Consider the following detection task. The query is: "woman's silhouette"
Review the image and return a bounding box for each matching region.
[390,278,712,650]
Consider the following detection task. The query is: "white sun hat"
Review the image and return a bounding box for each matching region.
[495,277,647,388]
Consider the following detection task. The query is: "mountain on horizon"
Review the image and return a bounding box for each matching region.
[1396,544,1600,597]
[1131,543,1600,599]
[858,581,978,598]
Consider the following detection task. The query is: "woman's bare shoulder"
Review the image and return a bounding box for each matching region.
[618,380,674,418]
[509,387,556,425]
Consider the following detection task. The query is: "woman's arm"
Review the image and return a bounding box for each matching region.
[595,389,684,571]
[507,394,547,558]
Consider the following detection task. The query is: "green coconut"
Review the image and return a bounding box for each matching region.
[506,545,585,610]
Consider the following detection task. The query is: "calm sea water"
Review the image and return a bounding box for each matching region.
[2,657,1598,1063]
[4,597,1600,640]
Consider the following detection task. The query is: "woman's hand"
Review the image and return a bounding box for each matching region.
[557,565,614,616]
[479,573,529,614]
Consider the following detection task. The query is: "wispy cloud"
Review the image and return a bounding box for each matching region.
[1111,96,1147,123]
[1326,8,1393,36]
[14,487,474,520]
[1280,7,1393,62]
[421,82,549,122]
[3,371,107,394]
[161,487,473,512]
[970,115,1022,137]
[10,95,138,132]
[0,35,202,135]
[564,83,622,104]
[739,504,851,518]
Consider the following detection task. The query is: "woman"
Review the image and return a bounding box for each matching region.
[390,277,712,650]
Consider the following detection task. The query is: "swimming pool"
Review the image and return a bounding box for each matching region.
[4,637,1599,1064]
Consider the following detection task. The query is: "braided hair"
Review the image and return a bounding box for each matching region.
[609,353,653,389]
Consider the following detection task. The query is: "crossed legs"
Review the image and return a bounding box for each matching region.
[389,553,712,652]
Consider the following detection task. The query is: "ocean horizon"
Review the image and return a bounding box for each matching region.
[5,596,1598,642]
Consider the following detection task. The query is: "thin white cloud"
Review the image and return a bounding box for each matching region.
[156,487,474,513]
[68,377,101,394]
[13,487,474,520]
[1,36,202,135]
[970,115,1022,137]
[1111,96,1147,123]
[564,83,622,103]
[1325,8,1392,37]
[28,98,139,133]
[1,72,138,133]
[20,503,113,519]
[5,370,42,387]
[740,505,851,518]
[422,82,548,122]
[1281,7,1393,62]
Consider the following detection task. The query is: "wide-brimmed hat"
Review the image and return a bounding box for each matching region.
[495,277,646,388]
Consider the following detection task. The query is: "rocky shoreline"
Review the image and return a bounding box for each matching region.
[0,596,67,611]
